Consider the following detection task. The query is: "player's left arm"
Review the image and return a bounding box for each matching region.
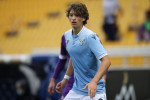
[83,56,111,98]
[92,55,111,83]
[82,34,111,98]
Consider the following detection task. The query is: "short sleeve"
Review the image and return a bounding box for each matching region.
[87,34,107,60]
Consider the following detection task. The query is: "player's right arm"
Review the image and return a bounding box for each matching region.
[56,58,74,93]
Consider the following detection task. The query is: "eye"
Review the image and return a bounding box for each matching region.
[69,14,73,17]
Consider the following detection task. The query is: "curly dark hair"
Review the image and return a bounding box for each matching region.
[66,3,89,25]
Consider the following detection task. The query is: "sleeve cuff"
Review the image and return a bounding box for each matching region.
[97,53,108,60]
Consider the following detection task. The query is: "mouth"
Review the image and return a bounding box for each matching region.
[72,22,77,25]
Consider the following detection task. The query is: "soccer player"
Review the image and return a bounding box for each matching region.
[48,34,74,99]
[55,3,111,100]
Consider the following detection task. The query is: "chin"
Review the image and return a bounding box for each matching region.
[72,25,77,28]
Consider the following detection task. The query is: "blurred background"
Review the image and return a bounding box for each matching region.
[0,0,150,100]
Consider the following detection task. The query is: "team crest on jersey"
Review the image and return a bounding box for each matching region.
[79,39,85,46]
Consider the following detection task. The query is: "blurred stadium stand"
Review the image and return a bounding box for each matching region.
[0,0,150,65]
[0,0,150,54]
[0,0,150,100]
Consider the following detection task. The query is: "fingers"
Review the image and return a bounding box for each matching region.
[50,86,54,95]
[82,84,88,90]
[48,84,54,95]
[82,84,96,98]
[52,87,54,94]
[48,80,55,95]
[56,83,61,90]
[56,82,63,93]
[56,86,63,93]
[56,88,62,93]
[48,86,53,95]
[89,89,96,99]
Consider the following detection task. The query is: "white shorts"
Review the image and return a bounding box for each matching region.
[64,90,107,100]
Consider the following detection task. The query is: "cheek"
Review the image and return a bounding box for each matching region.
[78,19,83,23]
[68,18,71,22]
[78,17,83,21]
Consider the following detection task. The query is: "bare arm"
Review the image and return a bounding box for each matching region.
[65,58,74,78]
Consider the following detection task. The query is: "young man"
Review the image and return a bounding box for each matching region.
[48,34,74,99]
[56,3,111,100]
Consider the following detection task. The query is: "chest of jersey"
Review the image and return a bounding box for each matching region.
[66,36,88,56]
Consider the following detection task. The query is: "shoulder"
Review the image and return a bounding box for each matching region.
[63,29,72,40]
[83,27,100,43]
[64,29,72,36]
[84,27,97,38]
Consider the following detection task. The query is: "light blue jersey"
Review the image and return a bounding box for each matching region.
[64,26,108,95]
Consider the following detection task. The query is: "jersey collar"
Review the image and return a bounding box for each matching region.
[72,26,85,37]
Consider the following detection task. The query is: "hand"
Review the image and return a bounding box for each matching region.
[48,78,55,95]
[56,79,68,93]
[82,81,97,99]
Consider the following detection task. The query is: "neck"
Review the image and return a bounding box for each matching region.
[72,25,83,35]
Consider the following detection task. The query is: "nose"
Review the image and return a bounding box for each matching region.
[72,15,76,20]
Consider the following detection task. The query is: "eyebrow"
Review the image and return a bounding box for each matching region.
[69,12,76,16]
